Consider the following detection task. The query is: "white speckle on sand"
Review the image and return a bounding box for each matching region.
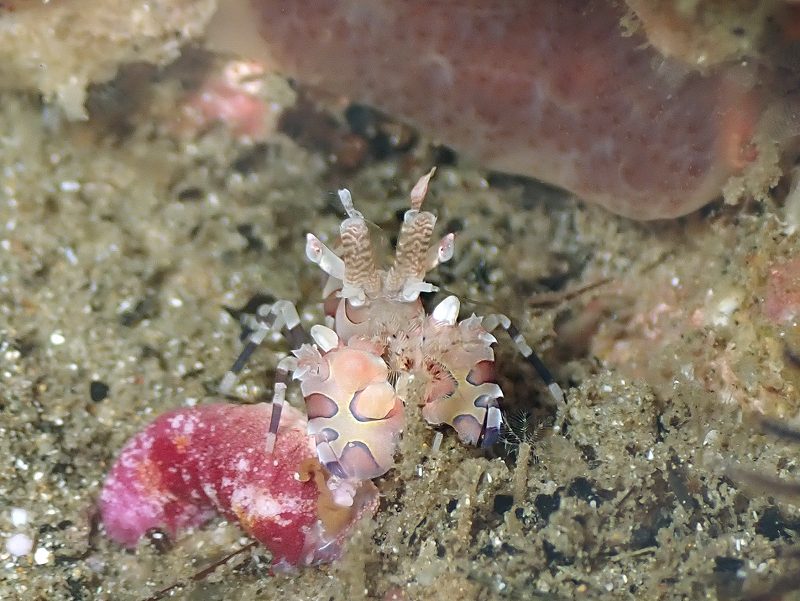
[49,332,65,345]
[10,507,28,527]
[62,246,78,265]
[59,180,81,192]
[6,533,33,557]
[710,292,742,327]
[33,547,51,565]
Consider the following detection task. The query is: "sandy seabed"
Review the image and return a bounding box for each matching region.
[1,66,800,601]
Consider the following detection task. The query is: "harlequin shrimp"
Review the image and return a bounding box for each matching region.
[100,169,564,572]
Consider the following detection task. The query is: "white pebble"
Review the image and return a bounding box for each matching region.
[10,507,28,527]
[6,533,33,557]
[33,547,51,565]
[59,180,81,192]
[49,332,65,345]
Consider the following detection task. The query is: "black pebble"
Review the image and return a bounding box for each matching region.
[89,380,109,402]
[493,494,514,515]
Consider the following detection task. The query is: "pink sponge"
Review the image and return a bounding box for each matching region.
[100,402,377,568]
[243,0,760,219]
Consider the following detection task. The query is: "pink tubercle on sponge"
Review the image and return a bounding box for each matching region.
[100,402,378,568]
[173,60,277,141]
[212,0,761,219]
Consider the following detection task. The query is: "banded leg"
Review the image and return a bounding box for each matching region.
[482,313,565,407]
[477,394,503,448]
[220,300,308,394]
[265,356,297,453]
